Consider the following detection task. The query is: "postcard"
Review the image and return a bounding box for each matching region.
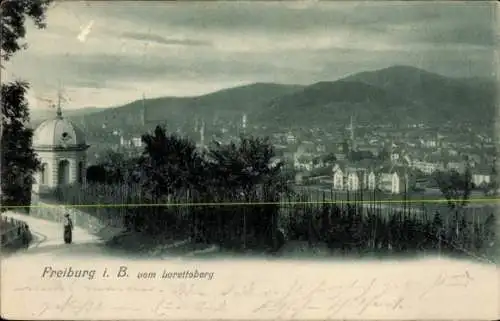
[1,0,498,320]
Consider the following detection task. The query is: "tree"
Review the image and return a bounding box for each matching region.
[139,125,207,199]
[378,146,390,162]
[1,82,41,210]
[483,213,496,247]
[322,152,337,164]
[208,135,291,248]
[1,0,52,210]
[310,166,333,177]
[349,150,374,162]
[86,165,108,184]
[86,151,139,184]
[483,165,498,196]
[433,167,473,247]
[433,167,472,211]
[208,135,290,200]
[122,125,208,235]
[99,150,129,183]
[1,0,52,62]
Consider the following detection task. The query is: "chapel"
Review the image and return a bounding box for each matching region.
[31,97,89,193]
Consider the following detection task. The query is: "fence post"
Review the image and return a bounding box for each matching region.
[306,194,312,247]
[242,196,247,250]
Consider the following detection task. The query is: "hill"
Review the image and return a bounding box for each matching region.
[66,66,496,136]
[68,83,303,134]
[342,65,496,125]
[255,65,496,128]
[255,80,423,129]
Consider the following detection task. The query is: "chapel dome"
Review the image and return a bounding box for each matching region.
[33,112,87,149]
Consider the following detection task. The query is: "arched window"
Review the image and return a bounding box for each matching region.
[57,160,70,186]
[40,163,48,185]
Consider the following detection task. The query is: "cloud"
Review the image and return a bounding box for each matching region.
[3,0,496,110]
[417,24,495,48]
[94,1,494,47]
[95,2,429,34]
[120,31,211,47]
[24,51,315,85]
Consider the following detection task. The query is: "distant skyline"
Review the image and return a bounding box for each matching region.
[3,1,496,110]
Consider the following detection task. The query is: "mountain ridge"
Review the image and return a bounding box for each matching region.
[60,65,496,134]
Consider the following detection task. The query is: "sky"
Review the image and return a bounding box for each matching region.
[2,1,497,110]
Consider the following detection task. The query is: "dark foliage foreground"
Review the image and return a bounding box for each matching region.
[1,0,52,210]
[41,183,497,262]
[284,201,497,262]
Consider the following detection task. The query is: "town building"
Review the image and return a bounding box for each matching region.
[377,165,410,194]
[472,165,493,187]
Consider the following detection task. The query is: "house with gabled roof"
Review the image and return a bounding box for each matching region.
[444,158,467,173]
[345,167,369,191]
[294,153,315,171]
[377,165,411,194]
[472,164,493,187]
[412,155,445,174]
[332,163,345,190]
[332,160,379,191]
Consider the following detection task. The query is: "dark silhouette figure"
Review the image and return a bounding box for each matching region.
[21,224,32,248]
[63,214,74,244]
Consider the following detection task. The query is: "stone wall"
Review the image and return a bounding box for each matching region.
[1,216,29,247]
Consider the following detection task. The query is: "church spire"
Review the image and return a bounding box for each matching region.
[200,120,205,147]
[349,115,354,140]
[56,87,64,119]
[141,92,146,126]
[242,113,247,134]
[345,114,356,152]
[54,80,67,119]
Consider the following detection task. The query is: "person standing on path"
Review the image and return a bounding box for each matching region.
[21,224,32,248]
[63,213,74,244]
